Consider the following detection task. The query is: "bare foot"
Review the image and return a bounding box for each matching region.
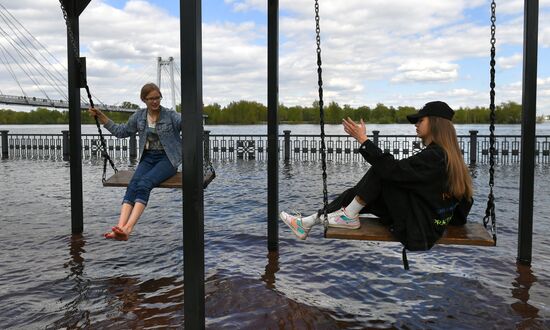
[112,226,130,241]
[104,231,116,239]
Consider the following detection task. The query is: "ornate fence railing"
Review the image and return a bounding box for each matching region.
[1,129,549,164]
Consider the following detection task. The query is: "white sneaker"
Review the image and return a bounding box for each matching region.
[280,211,311,240]
[326,208,360,229]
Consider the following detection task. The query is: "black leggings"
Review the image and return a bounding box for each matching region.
[319,169,389,220]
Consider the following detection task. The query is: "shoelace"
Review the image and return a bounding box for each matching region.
[290,209,302,220]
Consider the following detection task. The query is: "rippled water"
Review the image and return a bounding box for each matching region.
[1,157,549,329]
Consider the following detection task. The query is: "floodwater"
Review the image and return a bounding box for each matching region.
[1,156,550,329]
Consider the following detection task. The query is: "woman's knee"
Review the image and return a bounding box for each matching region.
[136,177,155,192]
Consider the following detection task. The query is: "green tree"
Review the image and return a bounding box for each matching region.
[496,101,521,124]
[395,106,416,123]
[204,103,222,124]
[356,106,371,122]
[286,105,305,123]
[120,101,140,109]
[370,103,395,123]
[325,101,342,124]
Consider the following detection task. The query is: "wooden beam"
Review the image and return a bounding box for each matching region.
[325,217,495,246]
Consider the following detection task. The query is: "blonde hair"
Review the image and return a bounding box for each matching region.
[429,116,473,200]
[140,83,162,102]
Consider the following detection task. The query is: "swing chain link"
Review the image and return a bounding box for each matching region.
[314,0,329,230]
[59,0,118,180]
[483,0,497,244]
[59,1,81,68]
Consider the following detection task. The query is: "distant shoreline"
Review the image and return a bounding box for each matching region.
[1,101,547,125]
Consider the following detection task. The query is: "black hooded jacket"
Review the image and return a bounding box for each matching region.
[358,139,472,251]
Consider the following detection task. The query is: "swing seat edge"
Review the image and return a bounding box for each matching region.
[102,169,215,189]
[325,217,495,246]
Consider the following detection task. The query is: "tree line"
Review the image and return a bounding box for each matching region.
[0,100,540,125]
[203,100,530,124]
[0,107,133,125]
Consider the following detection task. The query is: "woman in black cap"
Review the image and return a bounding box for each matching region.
[280,101,473,251]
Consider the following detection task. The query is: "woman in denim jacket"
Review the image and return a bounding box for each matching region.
[89,83,182,240]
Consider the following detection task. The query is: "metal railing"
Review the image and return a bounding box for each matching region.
[1,129,550,164]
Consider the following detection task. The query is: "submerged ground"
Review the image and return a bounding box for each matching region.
[1,157,549,329]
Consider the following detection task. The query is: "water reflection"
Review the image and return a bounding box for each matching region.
[49,234,90,329]
[104,275,183,326]
[261,251,280,290]
[54,235,184,328]
[65,234,85,278]
[282,160,294,180]
[511,263,539,328]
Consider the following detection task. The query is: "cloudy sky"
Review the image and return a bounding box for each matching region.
[0,0,549,113]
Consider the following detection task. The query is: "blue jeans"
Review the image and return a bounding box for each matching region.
[123,150,177,206]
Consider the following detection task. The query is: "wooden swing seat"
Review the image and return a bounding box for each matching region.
[325,216,495,246]
[103,170,215,188]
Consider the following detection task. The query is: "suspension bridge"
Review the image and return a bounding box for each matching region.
[0,4,181,113]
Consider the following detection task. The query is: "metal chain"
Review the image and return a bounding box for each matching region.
[483,0,497,244]
[59,2,81,67]
[314,0,329,231]
[59,0,117,180]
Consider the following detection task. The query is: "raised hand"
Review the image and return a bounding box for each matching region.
[342,117,368,144]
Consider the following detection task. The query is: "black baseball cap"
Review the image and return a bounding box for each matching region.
[407,101,455,124]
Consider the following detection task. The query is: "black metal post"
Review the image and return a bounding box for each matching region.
[62,0,90,234]
[518,0,539,266]
[469,130,478,165]
[372,130,380,147]
[129,134,137,160]
[1,130,8,159]
[62,130,70,161]
[204,130,211,162]
[283,130,291,161]
[181,0,205,328]
[267,0,279,252]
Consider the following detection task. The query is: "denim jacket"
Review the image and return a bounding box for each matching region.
[104,106,182,168]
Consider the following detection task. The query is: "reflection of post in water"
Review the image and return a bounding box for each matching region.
[50,234,90,328]
[261,251,280,289]
[282,158,293,180]
[511,263,539,327]
[66,234,85,278]
[105,276,183,325]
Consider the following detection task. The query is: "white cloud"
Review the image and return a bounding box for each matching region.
[391,60,459,83]
[0,0,549,114]
[498,53,522,69]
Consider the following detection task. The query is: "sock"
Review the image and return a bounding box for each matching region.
[344,197,365,218]
[300,212,320,228]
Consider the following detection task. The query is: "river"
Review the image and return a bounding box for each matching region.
[0,124,549,328]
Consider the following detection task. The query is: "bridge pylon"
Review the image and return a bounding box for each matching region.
[157,57,177,110]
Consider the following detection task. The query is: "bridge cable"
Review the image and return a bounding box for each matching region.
[0,46,28,98]
[0,18,62,98]
[0,25,55,100]
[58,1,118,182]
[0,7,68,99]
[1,5,114,110]
[0,4,68,84]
